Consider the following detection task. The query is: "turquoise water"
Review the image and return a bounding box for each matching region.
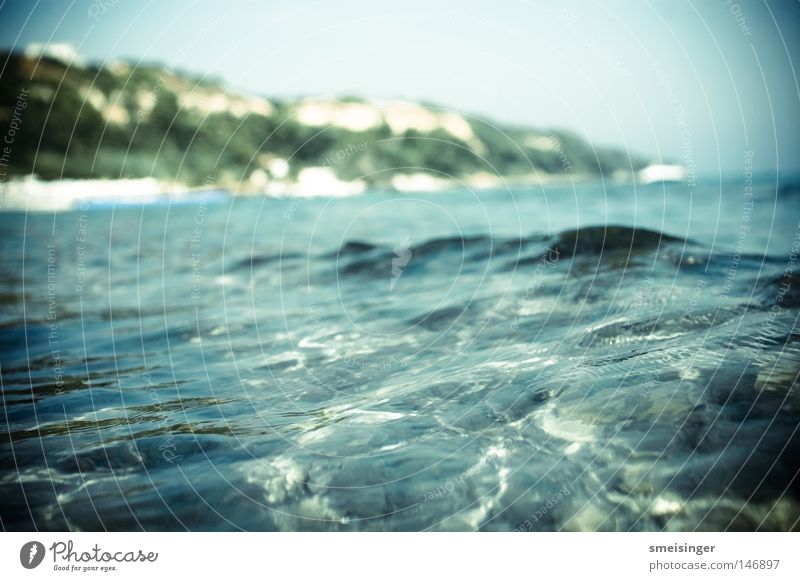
[1,176,799,531]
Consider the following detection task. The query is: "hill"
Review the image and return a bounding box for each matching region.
[0,51,647,194]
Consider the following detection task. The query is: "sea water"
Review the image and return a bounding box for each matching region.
[1,176,798,531]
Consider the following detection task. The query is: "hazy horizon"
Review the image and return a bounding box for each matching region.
[2,0,799,175]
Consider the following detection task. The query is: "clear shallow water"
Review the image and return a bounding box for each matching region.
[1,177,799,531]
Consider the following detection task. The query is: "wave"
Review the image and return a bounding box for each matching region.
[325,225,694,279]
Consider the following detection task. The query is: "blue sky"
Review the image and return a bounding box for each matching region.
[1,0,799,174]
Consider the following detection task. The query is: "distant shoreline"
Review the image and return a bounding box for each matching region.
[0,171,640,212]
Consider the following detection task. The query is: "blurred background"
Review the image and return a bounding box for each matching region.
[1,0,799,204]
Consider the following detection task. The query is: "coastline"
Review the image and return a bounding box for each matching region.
[0,170,635,213]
